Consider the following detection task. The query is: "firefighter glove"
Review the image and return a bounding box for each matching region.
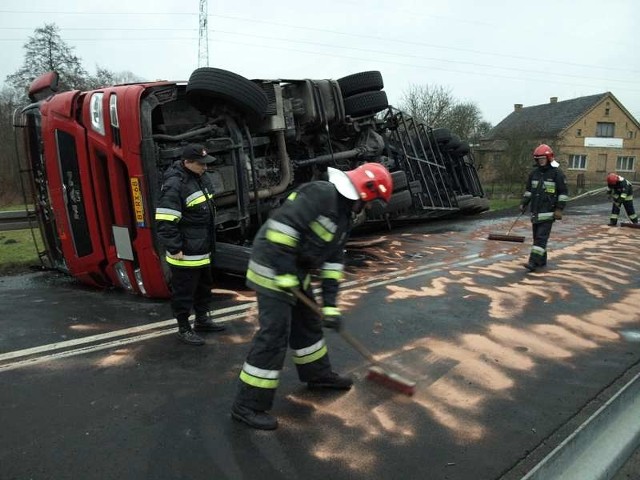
[519,204,526,214]
[553,209,563,220]
[274,273,299,290]
[321,306,343,331]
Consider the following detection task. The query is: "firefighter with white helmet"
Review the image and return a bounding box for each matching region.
[519,144,569,272]
[606,172,638,226]
[231,162,393,430]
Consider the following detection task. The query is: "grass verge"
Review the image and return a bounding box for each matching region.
[0,229,43,276]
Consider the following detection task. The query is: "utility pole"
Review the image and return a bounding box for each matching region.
[198,0,209,67]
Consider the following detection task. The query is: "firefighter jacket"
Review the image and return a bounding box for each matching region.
[607,177,633,204]
[521,164,569,223]
[246,181,353,307]
[155,161,216,268]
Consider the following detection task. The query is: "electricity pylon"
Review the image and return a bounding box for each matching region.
[198,0,209,67]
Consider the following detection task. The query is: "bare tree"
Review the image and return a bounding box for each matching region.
[85,67,145,89]
[399,84,491,143]
[444,102,482,141]
[400,84,455,127]
[5,23,88,99]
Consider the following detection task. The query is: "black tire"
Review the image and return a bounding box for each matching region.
[445,134,462,151]
[391,170,408,191]
[385,190,413,214]
[337,71,384,97]
[452,141,470,157]
[408,180,422,194]
[186,67,269,119]
[343,90,389,117]
[431,128,452,144]
[212,242,251,275]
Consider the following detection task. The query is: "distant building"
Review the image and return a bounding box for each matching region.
[476,92,640,192]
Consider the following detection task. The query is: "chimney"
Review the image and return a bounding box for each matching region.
[514,104,523,112]
[550,97,558,103]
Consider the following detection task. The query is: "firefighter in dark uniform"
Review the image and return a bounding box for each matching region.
[231,163,393,430]
[606,173,638,226]
[155,143,226,346]
[520,144,569,272]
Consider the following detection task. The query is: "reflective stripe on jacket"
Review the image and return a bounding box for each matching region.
[607,178,634,204]
[154,161,216,267]
[521,164,568,223]
[246,181,352,305]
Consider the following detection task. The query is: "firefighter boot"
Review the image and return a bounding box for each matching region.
[193,312,226,332]
[177,329,205,346]
[231,403,278,430]
[523,262,537,272]
[307,371,353,390]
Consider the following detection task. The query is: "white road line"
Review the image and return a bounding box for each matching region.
[0,303,255,362]
[1,252,499,371]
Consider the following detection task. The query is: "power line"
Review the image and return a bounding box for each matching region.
[0,9,637,75]
[0,28,636,86]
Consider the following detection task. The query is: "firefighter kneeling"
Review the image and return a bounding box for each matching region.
[231,163,393,430]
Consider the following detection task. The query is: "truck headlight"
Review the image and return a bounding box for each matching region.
[90,92,105,135]
[114,261,134,292]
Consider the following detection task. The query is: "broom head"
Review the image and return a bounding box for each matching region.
[621,222,640,229]
[366,366,416,396]
[487,233,526,243]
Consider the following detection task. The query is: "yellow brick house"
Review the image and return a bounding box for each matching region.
[476,92,640,193]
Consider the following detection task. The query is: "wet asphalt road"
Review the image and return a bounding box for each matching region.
[1,198,639,480]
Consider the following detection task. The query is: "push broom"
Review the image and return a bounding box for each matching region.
[621,210,640,229]
[290,288,416,396]
[487,212,526,243]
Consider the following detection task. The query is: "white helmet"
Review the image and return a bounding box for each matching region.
[327,167,359,200]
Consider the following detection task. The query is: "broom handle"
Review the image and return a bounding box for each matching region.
[505,212,524,236]
[290,287,379,365]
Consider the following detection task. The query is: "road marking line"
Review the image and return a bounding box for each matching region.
[0,253,497,371]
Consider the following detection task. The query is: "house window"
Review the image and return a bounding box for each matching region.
[596,122,615,137]
[576,128,582,136]
[628,131,635,139]
[568,155,587,170]
[605,108,610,116]
[616,156,635,172]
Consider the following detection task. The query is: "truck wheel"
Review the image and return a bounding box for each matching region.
[391,170,408,191]
[431,128,452,145]
[186,67,269,119]
[343,90,389,117]
[385,190,413,214]
[445,135,462,151]
[337,71,384,97]
[452,141,470,157]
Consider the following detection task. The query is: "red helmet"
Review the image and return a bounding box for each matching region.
[345,163,393,203]
[606,172,620,186]
[533,144,554,161]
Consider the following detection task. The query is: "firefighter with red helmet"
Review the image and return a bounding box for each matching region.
[606,173,638,226]
[519,144,569,272]
[231,162,393,430]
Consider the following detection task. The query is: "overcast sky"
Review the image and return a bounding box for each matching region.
[1,0,639,127]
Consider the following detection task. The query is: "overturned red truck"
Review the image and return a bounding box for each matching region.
[13,68,488,298]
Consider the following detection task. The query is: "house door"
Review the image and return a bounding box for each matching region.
[596,153,607,172]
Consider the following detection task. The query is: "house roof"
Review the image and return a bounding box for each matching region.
[484,92,609,140]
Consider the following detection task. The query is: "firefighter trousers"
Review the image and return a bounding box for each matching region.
[234,291,333,412]
[610,200,638,224]
[169,265,213,331]
[528,220,553,267]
